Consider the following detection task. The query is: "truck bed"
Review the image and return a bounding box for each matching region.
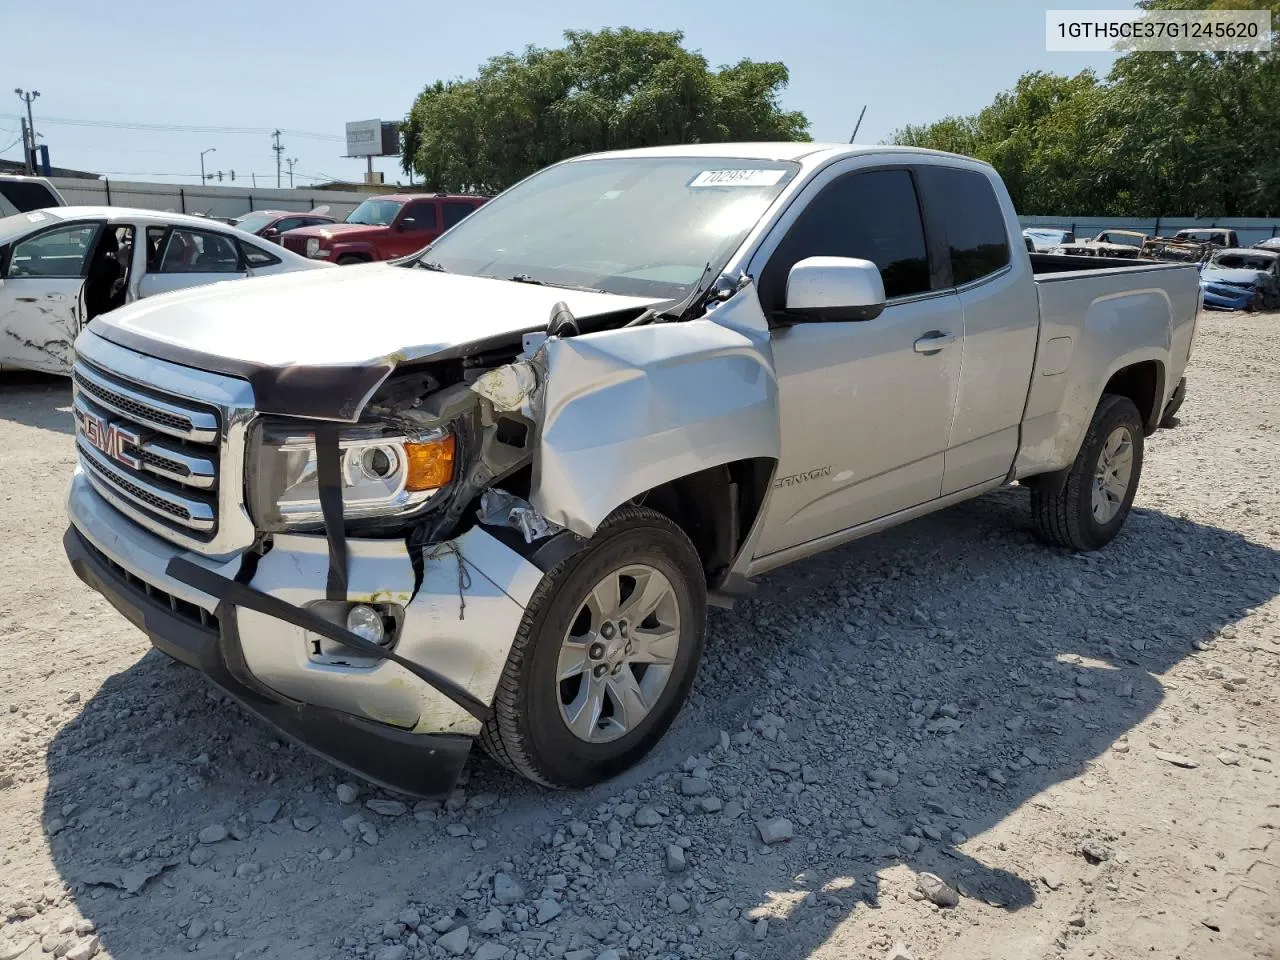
[1029,251,1184,276]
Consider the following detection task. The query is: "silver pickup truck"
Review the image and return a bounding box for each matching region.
[63,144,1199,796]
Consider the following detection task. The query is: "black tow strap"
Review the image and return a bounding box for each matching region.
[166,556,493,723]
[314,423,348,602]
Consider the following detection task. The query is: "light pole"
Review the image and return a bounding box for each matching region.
[200,147,216,184]
[14,88,40,174]
[286,157,298,189]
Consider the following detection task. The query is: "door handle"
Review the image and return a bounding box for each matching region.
[913,331,956,354]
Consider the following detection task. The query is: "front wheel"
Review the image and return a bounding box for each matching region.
[480,505,707,788]
[1030,394,1144,551]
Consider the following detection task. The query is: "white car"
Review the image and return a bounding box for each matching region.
[0,206,332,375]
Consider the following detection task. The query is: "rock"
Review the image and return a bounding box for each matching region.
[188,846,214,866]
[0,940,34,960]
[915,872,959,907]
[74,922,95,936]
[374,947,409,960]
[64,937,100,960]
[596,951,622,960]
[292,816,320,832]
[900,835,922,854]
[196,824,227,844]
[921,772,939,787]
[445,823,470,837]
[494,872,525,905]
[666,844,688,872]
[885,942,915,960]
[757,818,794,845]
[722,800,745,821]
[336,782,359,804]
[594,842,617,861]
[187,919,208,939]
[699,795,723,813]
[229,820,251,841]
[925,718,962,735]
[1068,913,1086,927]
[535,899,563,924]
[753,918,769,940]
[668,893,690,914]
[234,861,261,878]
[474,945,507,960]
[868,769,900,788]
[921,825,942,842]
[1156,751,1199,769]
[476,908,505,934]
[46,818,65,836]
[634,806,663,827]
[398,908,421,929]
[680,777,713,797]
[437,926,470,956]
[1080,841,1112,864]
[1217,751,1241,766]
[1040,870,1062,891]
[366,799,408,817]
[251,798,281,824]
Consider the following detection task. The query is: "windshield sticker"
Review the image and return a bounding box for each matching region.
[689,169,787,188]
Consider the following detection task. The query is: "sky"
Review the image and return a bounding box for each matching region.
[1,0,1127,188]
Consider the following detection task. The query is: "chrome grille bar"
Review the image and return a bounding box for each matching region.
[72,362,218,443]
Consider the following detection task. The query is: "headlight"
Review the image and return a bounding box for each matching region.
[247,421,456,532]
[305,237,323,257]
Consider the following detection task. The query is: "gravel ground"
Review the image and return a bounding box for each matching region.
[1,312,1277,960]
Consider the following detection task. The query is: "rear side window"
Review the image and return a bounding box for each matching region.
[402,202,437,230]
[442,201,476,229]
[760,169,930,311]
[919,167,1010,286]
[0,180,60,214]
[241,241,281,267]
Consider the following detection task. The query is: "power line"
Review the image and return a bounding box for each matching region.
[0,112,344,142]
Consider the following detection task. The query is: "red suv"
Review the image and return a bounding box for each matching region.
[282,193,487,264]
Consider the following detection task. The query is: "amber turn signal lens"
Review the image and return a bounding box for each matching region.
[404,434,456,491]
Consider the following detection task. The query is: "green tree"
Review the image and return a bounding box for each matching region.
[890,0,1280,217]
[403,28,809,193]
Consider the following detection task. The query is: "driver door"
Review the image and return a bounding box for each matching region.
[0,220,102,374]
[137,226,247,298]
[389,201,439,258]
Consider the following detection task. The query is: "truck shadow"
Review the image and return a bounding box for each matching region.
[0,371,74,435]
[34,487,1280,959]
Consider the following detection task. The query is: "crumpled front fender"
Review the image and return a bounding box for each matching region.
[530,315,780,537]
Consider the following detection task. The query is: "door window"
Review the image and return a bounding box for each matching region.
[274,217,303,233]
[401,202,437,231]
[442,201,475,229]
[160,229,241,273]
[917,167,1011,286]
[8,223,100,278]
[241,241,281,267]
[759,169,930,314]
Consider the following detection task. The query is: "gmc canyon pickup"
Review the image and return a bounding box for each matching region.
[63,143,1200,796]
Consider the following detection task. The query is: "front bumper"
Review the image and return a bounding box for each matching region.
[64,470,544,797]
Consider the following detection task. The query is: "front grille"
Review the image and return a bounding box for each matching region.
[90,537,218,632]
[283,235,308,256]
[73,360,222,541]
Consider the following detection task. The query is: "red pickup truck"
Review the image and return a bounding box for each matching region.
[282,193,487,264]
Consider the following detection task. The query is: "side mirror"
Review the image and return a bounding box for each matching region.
[784,256,885,322]
[263,227,279,238]
[397,218,415,231]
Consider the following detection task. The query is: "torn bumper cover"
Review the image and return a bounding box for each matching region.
[63,470,543,797]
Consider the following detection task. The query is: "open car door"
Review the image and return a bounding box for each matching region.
[0,219,102,375]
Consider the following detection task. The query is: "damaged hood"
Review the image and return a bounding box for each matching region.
[1201,267,1267,286]
[85,263,665,421]
[90,264,663,367]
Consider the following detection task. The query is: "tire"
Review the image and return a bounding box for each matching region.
[335,254,368,265]
[1030,394,1144,552]
[479,505,707,788]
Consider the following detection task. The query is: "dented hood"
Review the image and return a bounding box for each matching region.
[85,264,664,420]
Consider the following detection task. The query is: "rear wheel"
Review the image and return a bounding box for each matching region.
[336,254,368,265]
[1031,394,1144,551]
[480,505,706,788]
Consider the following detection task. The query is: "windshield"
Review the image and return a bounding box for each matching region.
[232,212,277,234]
[1099,232,1144,248]
[413,156,799,299]
[345,199,404,226]
[1212,253,1273,271]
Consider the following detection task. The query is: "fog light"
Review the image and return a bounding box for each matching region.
[346,604,385,645]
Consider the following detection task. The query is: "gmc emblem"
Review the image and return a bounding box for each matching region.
[76,408,142,470]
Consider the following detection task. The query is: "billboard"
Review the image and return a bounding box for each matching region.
[345,119,401,158]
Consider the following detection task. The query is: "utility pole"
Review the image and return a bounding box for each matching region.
[19,117,30,172]
[849,104,867,144]
[200,147,216,184]
[271,130,284,188]
[14,88,40,174]
[286,157,298,189]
